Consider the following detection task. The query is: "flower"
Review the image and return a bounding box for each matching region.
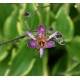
[26,25,63,58]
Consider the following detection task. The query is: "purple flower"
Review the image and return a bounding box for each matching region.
[26,25,62,58]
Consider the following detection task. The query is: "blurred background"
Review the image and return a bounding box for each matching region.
[0,3,80,76]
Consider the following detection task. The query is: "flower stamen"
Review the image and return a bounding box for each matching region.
[27,25,64,58]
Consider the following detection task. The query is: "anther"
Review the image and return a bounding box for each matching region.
[60,41,65,45]
[49,27,54,32]
[56,32,62,38]
[24,12,31,17]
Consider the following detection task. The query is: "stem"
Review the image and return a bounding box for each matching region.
[0,34,27,46]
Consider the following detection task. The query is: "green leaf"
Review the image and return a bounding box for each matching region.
[38,3,50,28]
[51,54,67,76]
[27,57,43,76]
[0,34,8,61]
[54,6,74,42]
[65,61,80,76]
[0,47,8,61]
[25,4,40,30]
[27,51,48,76]
[0,4,13,33]
[3,6,19,39]
[0,53,11,76]
[65,58,80,76]
[0,35,12,61]
[76,3,80,13]
[8,41,37,76]
[50,3,63,14]
[17,4,27,35]
[66,36,80,61]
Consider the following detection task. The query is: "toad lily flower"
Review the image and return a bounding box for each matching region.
[26,25,63,58]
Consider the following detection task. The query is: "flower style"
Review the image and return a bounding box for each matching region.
[26,25,63,58]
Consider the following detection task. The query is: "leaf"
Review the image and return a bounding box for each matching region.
[3,6,19,39]
[8,40,37,76]
[0,47,8,62]
[0,4,13,61]
[50,3,63,14]
[24,4,40,30]
[0,34,8,61]
[76,3,80,13]
[65,62,80,76]
[27,57,43,76]
[54,6,74,42]
[0,4,13,33]
[0,34,12,61]
[17,4,27,35]
[27,51,48,76]
[66,36,80,61]
[51,54,67,76]
[65,58,80,76]
[38,3,51,28]
[0,53,11,76]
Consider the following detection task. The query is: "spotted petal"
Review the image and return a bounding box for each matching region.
[37,25,46,38]
[44,41,55,48]
[28,40,38,48]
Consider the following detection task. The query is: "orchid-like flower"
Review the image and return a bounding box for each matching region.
[26,25,64,58]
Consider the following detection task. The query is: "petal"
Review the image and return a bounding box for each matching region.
[40,48,44,58]
[44,41,55,48]
[28,40,38,48]
[47,31,58,40]
[26,31,36,40]
[37,25,46,38]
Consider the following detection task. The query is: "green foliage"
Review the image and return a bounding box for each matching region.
[0,3,80,76]
[54,6,74,42]
[3,6,19,39]
[67,36,80,61]
[8,43,36,75]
